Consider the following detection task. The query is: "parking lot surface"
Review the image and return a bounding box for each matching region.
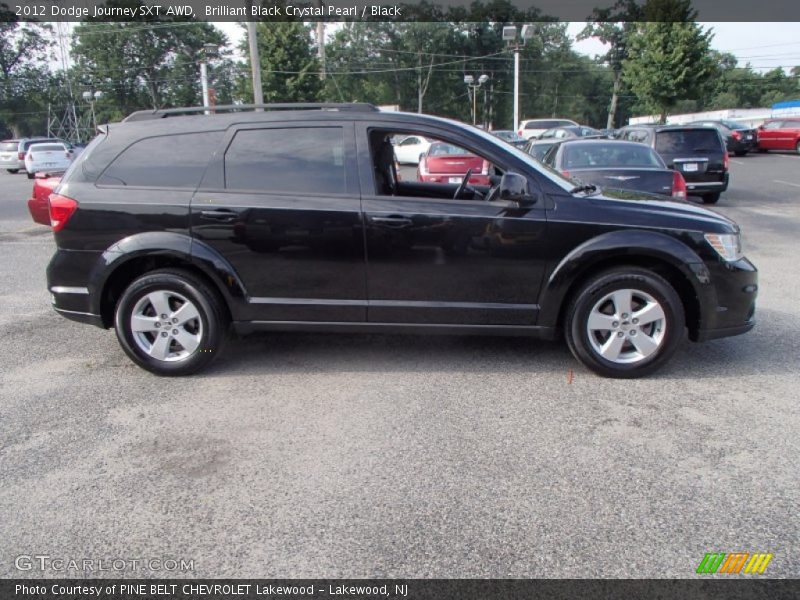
[1,153,798,578]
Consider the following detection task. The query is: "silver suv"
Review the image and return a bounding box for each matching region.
[1,137,67,173]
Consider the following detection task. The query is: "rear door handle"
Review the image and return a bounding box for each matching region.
[200,209,237,222]
[369,216,413,228]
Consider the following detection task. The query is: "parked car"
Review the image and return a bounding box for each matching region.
[686,120,757,156]
[45,103,756,378]
[392,134,432,164]
[28,173,62,226]
[491,130,527,148]
[539,125,603,140]
[756,118,800,154]
[540,139,687,199]
[523,138,560,162]
[23,142,74,178]
[518,118,578,140]
[618,124,729,204]
[417,141,493,186]
[0,137,68,173]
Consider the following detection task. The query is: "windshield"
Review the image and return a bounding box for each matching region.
[1,141,18,152]
[563,143,664,168]
[656,130,721,153]
[719,120,748,130]
[30,144,65,152]
[428,142,473,157]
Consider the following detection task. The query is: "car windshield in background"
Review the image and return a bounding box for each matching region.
[656,130,720,153]
[1,142,18,151]
[428,143,472,156]
[719,120,749,130]
[564,143,664,169]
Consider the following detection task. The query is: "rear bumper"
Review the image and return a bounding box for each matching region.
[685,172,729,195]
[47,249,107,329]
[0,159,23,170]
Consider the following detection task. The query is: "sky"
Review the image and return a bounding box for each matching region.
[216,21,800,73]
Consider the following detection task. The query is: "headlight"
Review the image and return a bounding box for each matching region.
[704,233,743,261]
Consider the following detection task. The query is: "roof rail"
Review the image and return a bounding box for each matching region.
[123,103,379,122]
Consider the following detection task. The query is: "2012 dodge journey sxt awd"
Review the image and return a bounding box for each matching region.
[46,103,757,378]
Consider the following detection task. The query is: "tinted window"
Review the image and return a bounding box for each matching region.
[719,120,747,130]
[655,130,722,154]
[225,128,345,194]
[1,141,18,152]
[762,121,783,130]
[99,131,222,188]
[398,136,420,146]
[563,143,664,169]
[525,120,565,130]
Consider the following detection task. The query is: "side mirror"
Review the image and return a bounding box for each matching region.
[499,172,537,206]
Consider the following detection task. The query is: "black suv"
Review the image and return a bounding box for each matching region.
[47,104,757,378]
[618,124,730,204]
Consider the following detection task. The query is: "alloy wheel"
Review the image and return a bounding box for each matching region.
[130,290,203,362]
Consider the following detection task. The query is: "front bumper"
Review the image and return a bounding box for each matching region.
[692,256,757,342]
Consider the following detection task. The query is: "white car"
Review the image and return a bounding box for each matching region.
[392,135,433,165]
[23,142,74,178]
[518,118,579,140]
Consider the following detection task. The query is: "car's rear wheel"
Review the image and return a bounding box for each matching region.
[734,150,747,157]
[26,172,34,179]
[702,192,720,204]
[564,268,685,378]
[114,269,228,375]
[6,169,19,174]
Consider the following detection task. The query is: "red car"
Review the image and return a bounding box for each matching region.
[756,118,800,153]
[27,173,61,226]
[417,142,492,185]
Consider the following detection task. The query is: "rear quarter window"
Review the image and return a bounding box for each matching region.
[98,131,223,188]
[655,130,722,154]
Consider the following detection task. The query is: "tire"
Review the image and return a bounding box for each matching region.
[114,269,228,376]
[7,169,19,174]
[564,267,685,378]
[734,150,746,157]
[26,172,34,179]
[702,192,720,204]
[758,147,768,153]
[796,140,800,155]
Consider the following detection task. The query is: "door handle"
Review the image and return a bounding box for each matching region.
[200,209,237,222]
[369,216,413,228]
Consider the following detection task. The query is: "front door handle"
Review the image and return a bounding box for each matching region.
[369,216,413,228]
[200,209,237,222]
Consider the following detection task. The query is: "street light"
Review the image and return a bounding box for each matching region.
[464,74,490,126]
[200,43,219,114]
[81,90,102,138]
[504,24,534,133]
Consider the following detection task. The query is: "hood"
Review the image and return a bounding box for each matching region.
[587,187,738,233]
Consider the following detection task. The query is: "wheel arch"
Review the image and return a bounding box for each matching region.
[90,232,246,328]
[538,230,713,340]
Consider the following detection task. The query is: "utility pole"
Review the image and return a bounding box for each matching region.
[200,61,210,113]
[315,0,326,80]
[243,2,264,107]
[503,24,534,132]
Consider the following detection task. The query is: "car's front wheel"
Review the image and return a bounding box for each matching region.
[564,268,685,378]
[7,169,19,174]
[26,172,34,179]
[114,269,228,375]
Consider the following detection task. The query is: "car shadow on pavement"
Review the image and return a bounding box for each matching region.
[203,306,793,381]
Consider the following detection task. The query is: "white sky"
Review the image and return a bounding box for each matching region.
[216,21,800,73]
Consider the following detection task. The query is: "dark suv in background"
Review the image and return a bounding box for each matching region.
[46,104,757,378]
[618,124,729,204]
[686,119,757,156]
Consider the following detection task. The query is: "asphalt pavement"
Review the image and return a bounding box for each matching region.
[0,153,798,578]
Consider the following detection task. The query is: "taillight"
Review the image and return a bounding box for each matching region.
[418,156,429,176]
[518,130,524,136]
[480,159,490,175]
[561,170,571,179]
[18,152,24,160]
[48,193,78,232]
[723,151,730,171]
[671,171,687,200]
[731,130,741,140]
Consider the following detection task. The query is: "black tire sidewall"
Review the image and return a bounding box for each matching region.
[566,269,684,378]
[702,193,720,204]
[114,272,224,375]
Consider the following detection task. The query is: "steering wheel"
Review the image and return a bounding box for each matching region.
[453,169,473,200]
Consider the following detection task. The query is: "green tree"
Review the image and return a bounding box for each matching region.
[238,22,322,103]
[623,20,717,122]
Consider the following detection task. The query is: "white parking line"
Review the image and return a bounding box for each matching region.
[773,179,800,188]
[731,160,746,166]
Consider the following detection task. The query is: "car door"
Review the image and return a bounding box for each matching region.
[191,121,367,323]
[758,120,783,149]
[356,122,549,327]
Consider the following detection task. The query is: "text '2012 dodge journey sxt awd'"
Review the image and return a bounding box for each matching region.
[46,104,757,378]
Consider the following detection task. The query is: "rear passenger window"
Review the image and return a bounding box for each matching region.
[224,127,345,195]
[98,132,222,188]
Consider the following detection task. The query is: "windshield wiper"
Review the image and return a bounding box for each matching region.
[569,183,599,194]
